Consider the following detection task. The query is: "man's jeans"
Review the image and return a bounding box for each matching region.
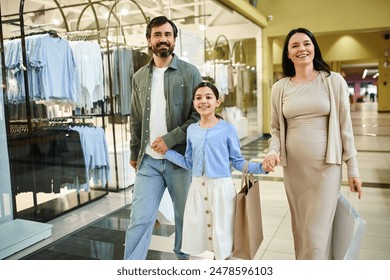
[123,155,191,259]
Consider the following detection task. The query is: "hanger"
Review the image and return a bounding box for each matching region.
[48,30,60,39]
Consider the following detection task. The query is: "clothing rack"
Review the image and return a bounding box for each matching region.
[7,29,62,42]
[66,29,100,42]
[7,125,108,222]
[0,0,152,222]
[9,22,55,35]
[33,115,93,122]
[0,1,108,222]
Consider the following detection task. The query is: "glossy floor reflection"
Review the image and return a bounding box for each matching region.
[18,138,271,260]
[6,102,390,260]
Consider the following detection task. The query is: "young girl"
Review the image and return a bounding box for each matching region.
[160,81,271,260]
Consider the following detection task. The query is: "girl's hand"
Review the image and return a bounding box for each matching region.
[151,136,168,154]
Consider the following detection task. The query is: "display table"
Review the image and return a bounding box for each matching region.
[0,219,52,259]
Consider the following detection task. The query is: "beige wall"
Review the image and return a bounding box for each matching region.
[378,57,390,111]
[256,0,390,133]
[273,32,388,66]
[260,0,390,38]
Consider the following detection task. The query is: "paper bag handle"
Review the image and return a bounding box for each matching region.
[241,161,250,192]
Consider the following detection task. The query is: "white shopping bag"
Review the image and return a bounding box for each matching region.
[332,193,367,260]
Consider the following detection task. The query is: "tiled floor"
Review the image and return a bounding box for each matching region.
[5,102,390,260]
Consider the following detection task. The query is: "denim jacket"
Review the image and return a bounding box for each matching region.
[130,54,203,168]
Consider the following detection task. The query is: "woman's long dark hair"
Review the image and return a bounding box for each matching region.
[282,28,331,77]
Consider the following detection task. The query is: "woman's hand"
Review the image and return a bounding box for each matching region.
[348,177,363,199]
[263,154,280,172]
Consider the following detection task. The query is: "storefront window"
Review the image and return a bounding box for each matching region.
[1,0,263,222]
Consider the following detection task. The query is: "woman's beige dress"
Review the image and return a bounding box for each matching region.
[283,75,341,259]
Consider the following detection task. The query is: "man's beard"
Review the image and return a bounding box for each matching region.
[151,42,174,58]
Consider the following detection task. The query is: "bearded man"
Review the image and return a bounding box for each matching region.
[123,16,202,260]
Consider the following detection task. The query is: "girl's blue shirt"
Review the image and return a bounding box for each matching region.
[164,120,266,178]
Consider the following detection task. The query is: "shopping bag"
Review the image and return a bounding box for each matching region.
[332,193,367,260]
[232,162,264,260]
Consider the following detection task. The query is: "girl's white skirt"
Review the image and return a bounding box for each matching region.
[181,176,236,260]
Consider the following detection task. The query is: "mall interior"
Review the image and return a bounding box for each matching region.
[0,0,389,260]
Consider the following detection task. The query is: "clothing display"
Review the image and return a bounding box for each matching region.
[8,124,110,194]
[4,34,109,116]
[70,125,110,191]
[69,40,104,112]
[102,46,136,115]
[8,127,86,194]
[4,34,78,104]
[1,29,140,222]
[0,2,115,225]
[111,46,134,115]
[204,62,234,102]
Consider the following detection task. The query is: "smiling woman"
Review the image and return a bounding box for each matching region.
[286,32,317,83]
[263,27,362,260]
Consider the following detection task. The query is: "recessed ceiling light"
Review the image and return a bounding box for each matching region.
[362,69,368,79]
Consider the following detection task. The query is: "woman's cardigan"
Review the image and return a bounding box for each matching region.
[266,71,359,177]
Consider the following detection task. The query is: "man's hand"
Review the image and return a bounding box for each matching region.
[151,136,168,154]
[130,160,137,171]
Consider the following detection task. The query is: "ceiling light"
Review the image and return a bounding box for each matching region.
[362,69,368,79]
[373,73,379,79]
[52,18,60,26]
[121,8,129,16]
